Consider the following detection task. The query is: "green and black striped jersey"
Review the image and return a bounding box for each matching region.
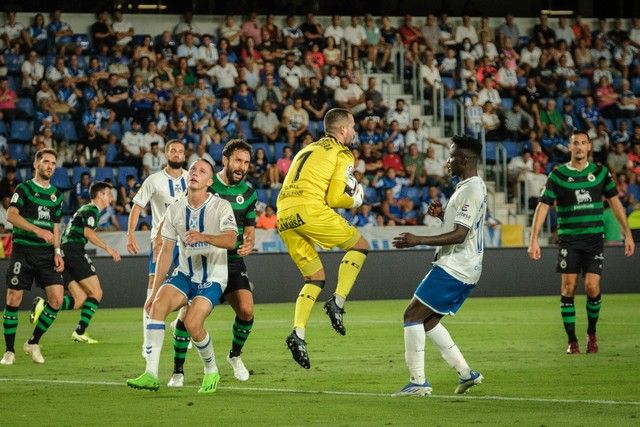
[540,163,617,245]
[209,172,257,260]
[9,179,63,248]
[62,203,100,246]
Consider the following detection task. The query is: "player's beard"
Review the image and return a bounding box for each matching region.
[167,160,184,170]
[37,167,53,181]
[226,167,245,185]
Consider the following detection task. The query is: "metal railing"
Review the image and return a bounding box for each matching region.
[494,143,508,204]
[380,78,391,110]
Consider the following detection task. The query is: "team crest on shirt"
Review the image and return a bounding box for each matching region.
[236,195,244,204]
[587,173,595,182]
[50,194,57,202]
[11,277,18,286]
[188,217,199,230]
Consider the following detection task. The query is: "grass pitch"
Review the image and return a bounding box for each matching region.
[1,295,639,426]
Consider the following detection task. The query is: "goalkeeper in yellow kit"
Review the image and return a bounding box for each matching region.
[277,108,369,369]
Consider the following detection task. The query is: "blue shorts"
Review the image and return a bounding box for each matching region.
[148,243,180,276]
[163,271,223,308]
[414,265,476,315]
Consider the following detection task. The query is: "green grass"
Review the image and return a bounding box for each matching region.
[2,295,640,426]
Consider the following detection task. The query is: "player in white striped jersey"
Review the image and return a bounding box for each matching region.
[127,159,237,393]
[392,136,487,396]
[126,140,188,355]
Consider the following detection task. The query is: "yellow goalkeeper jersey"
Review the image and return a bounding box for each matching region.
[276,136,355,211]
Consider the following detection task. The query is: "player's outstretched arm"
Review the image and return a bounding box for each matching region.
[528,202,550,261]
[607,195,636,257]
[84,227,121,262]
[184,230,237,250]
[393,224,470,248]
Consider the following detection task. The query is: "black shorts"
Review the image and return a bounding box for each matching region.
[220,258,252,303]
[6,245,64,291]
[62,244,97,286]
[556,245,604,276]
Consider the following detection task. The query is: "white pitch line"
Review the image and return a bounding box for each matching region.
[0,377,638,406]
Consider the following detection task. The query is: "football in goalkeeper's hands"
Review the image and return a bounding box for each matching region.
[350,183,364,208]
[344,166,359,196]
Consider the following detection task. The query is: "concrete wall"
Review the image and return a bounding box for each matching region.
[1,246,637,308]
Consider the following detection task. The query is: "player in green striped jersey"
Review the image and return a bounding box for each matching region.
[168,139,257,386]
[31,182,121,344]
[1,149,64,365]
[528,131,634,354]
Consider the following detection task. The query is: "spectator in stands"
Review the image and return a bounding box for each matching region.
[149,101,168,135]
[381,140,405,173]
[132,56,153,87]
[45,56,70,85]
[373,167,409,199]
[541,122,568,162]
[465,93,483,136]
[591,38,612,68]
[477,76,502,107]
[618,79,638,119]
[398,198,419,225]
[207,53,238,98]
[130,74,155,123]
[363,15,382,72]
[74,172,92,207]
[256,205,277,230]
[507,149,534,200]
[628,143,640,175]
[187,140,215,167]
[498,14,521,49]
[1,11,25,54]
[403,143,426,180]
[596,76,620,119]
[177,32,198,68]
[419,51,442,103]
[240,12,261,45]
[262,13,281,44]
[22,13,48,55]
[122,119,146,167]
[534,13,556,46]
[253,100,280,142]
[358,117,383,149]
[233,80,257,121]
[334,75,366,114]
[112,9,134,49]
[142,142,166,177]
[504,101,534,141]
[481,101,502,139]
[352,203,377,227]
[281,15,304,46]
[540,98,564,133]
[134,36,155,66]
[172,74,196,112]
[196,34,218,71]
[497,54,519,95]
[0,167,19,208]
[278,53,303,94]
[324,15,344,49]
[282,96,309,146]
[302,76,328,136]
[214,96,241,142]
[300,13,324,48]
[173,11,202,43]
[0,77,17,124]
[591,122,610,164]
[473,30,499,63]
[361,143,383,175]
[454,15,477,46]
[405,118,428,152]
[155,31,177,62]
[399,14,421,47]
[20,50,43,95]
[555,54,579,93]
[219,15,242,50]
[554,16,574,46]
[614,37,636,79]
[82,98,114,138]
[256,73,283,113]
[438,13,455,48]
[387,98,411,133]
[611,119,630,146]
[104,73,129,120]
[67,54,87,85]
[520,39,542,75]
[608,141,628,174]
[574,37,594,73]
[572,15,591,46]
[579,95,600,131]
[191,97,212,135]
[420,13,439,53]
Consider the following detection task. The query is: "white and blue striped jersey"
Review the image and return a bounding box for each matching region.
[132,168,189,238]
[433,176,487,284]
[161,194,238,286]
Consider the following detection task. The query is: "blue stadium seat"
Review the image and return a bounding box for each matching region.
[94,167,115,183]
[501,97,513,110]
[18,167,32,181]
[51,168,71,190]
[44,54,57,68]
[240,120,256,141]
[105,143,119,164]
[117,166,138,187]
[108,122,122,140]
[6,75,19,91]
[441,77,456,90]
[4,53,21,74]
[0,121,7,136]
[16,98,35,118]
[632,78,640,95]
[364,186,380,205]
[443,99,456,118]
[209,143,224,163]
[73,166,91,184]
[399,186,421,205]
[55,120,79,142]
[117,214,129,231]
[269,188,280,207]
[274,142,289,161]
[602,118,614,132]
[256,188,270,204]
[8,143,29,164]
[576,78,591,92]
[9,120,33,142]
[251,142,273,163]
[573,97,586,113]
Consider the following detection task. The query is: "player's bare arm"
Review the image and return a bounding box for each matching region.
[607,195,636,257]
[7,206,54,243]
[84,227,121,262]
[527,202,550,260]
[393,224,470,248]
[237,226,255,256]
[126,203,145,254]
[152,219,164,261]
[183,229,237,250]
[53,223,64,272]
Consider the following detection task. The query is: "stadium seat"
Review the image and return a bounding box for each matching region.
[209,143,224,163]
[6,75,19,91]
[602,118,614,132]
[0,121,7,136]
[441,76,455,90]
[443,99,456,119]
[73,166,91,184]
[269,188,280,207]
[108,122,122,140]
[240,120,257,141]
[274,142,288,161]
[44,54,57,68]
[501,97,513,110]
[9,120,33,142]
[576,78,591,92]
[16,98,35,118]
[117,214,129,231]
[55,120,79,142]
[8,143,29,164]
[117,166,138,187]
[94,167,115,183]
[256,188,270,204]
[632,77,640,95]
[364,186,380,205]
[51,167,71,190]
[105,143,119,164]
[399,186,421,205]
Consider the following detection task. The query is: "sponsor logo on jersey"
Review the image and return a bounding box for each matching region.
[277,213,305,231]
[37,206,50,221]
[87,217,95,227]
[223,214,236,227]
[198,281,214,290]
[575,189,592,203]
[10,193,19,204]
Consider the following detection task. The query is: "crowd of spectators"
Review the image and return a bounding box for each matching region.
[0,10,639,240]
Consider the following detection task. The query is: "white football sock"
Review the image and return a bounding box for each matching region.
[145,319,165,378]
[143,288,153,347]
[425,323,470,378]
[333,294,346,309]
[294,327,305,340]
[404,323,426,384]
[193,332,218,374]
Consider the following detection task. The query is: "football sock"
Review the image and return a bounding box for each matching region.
[230,316,254,358]
[143,288,152,348]
[172,319,189,374]
[76,297,99,334]
[3,306,19,353]
[403,322,426,384]
[293,281,324,332]
[61,295,75,310]
[425,323,470,378]
[145,319,165,378]
[335,250,368,303]
[561,296,577,342]
[586,294,602,335]
[29,302,58,345]
[194,332,218,374]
